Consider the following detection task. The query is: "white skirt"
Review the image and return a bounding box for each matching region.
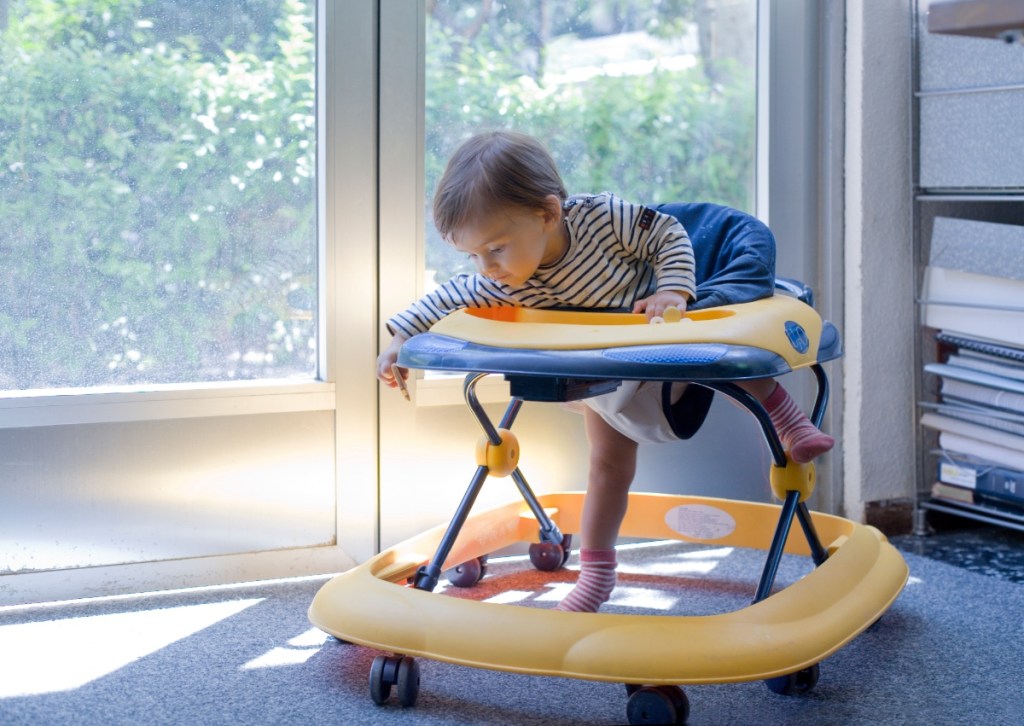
[581,380,690,444]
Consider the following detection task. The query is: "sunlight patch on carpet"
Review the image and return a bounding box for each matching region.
[0,599,262,697]
[482,590,537,605]
[608,586,679,610]
[241,627,330,670]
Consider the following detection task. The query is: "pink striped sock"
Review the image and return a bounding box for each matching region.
[764,384,834,464]
[556,548,617,613]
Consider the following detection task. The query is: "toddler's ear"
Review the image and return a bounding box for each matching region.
[540,194,563,223]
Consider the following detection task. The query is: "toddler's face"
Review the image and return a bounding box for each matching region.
[450,205,564,287]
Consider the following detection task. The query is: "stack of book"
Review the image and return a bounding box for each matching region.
[920,216,1024,516]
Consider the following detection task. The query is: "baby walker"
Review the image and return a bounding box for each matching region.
[309,287,909,725]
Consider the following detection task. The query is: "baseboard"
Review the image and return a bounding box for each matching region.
[864,498,915,536]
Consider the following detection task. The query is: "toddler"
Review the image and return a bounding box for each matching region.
[376,131,833,612]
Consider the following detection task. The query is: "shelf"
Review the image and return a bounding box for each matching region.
[912,1,1024,538]
[916,192,1024,202]
[920,497,1024,533]
[927,0,1024,42]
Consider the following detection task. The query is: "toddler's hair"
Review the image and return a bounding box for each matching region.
[432,131,567,241]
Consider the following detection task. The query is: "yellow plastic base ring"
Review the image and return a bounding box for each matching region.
[309,492,908,686]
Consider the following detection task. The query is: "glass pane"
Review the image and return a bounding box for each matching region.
[425,0,756,286]
[0,0,317,391]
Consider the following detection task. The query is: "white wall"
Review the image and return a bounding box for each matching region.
[843,0,916,521]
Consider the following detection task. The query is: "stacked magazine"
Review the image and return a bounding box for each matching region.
[920,217,1024,515]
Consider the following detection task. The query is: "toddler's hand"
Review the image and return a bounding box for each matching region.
[376,335,410,390]
[633,291,689,321]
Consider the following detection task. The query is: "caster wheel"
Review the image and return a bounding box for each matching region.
[395,656,420,707]
[369,655,393,705]
[370,654,418,706]
[529,535,573,572]
[764,663,820,695]
[558,534,573,566]
[626,685,688,725]
[659,685,689,722]
[444,556,487,588]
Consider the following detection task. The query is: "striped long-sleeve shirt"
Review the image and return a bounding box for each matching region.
[387,192,697,338]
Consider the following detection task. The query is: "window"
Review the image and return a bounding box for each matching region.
[423,0,756,287]
[0,0,317,392]
[0,1,378,603]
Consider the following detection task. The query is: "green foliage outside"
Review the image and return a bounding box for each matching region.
[424,2,755,282]
[0,0,316,389]
[0,0,754,391]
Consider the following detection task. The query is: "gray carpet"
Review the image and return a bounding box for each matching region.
[1,540,1022,726]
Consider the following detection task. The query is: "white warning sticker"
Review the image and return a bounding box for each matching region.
[664,504,736,540]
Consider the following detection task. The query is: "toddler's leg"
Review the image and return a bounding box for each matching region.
[556,408,637,613]
[762,382,834,463]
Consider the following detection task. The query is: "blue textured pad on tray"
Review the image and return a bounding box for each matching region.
[602,344,727,365]
[412,336,468,354]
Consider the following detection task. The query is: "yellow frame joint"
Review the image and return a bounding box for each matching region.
[475,428,520,477]
[769,460,816,502]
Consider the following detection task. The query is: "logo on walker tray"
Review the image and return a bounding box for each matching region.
[784,321,809,353]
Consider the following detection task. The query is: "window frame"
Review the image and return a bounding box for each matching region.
[0,0,841,601]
